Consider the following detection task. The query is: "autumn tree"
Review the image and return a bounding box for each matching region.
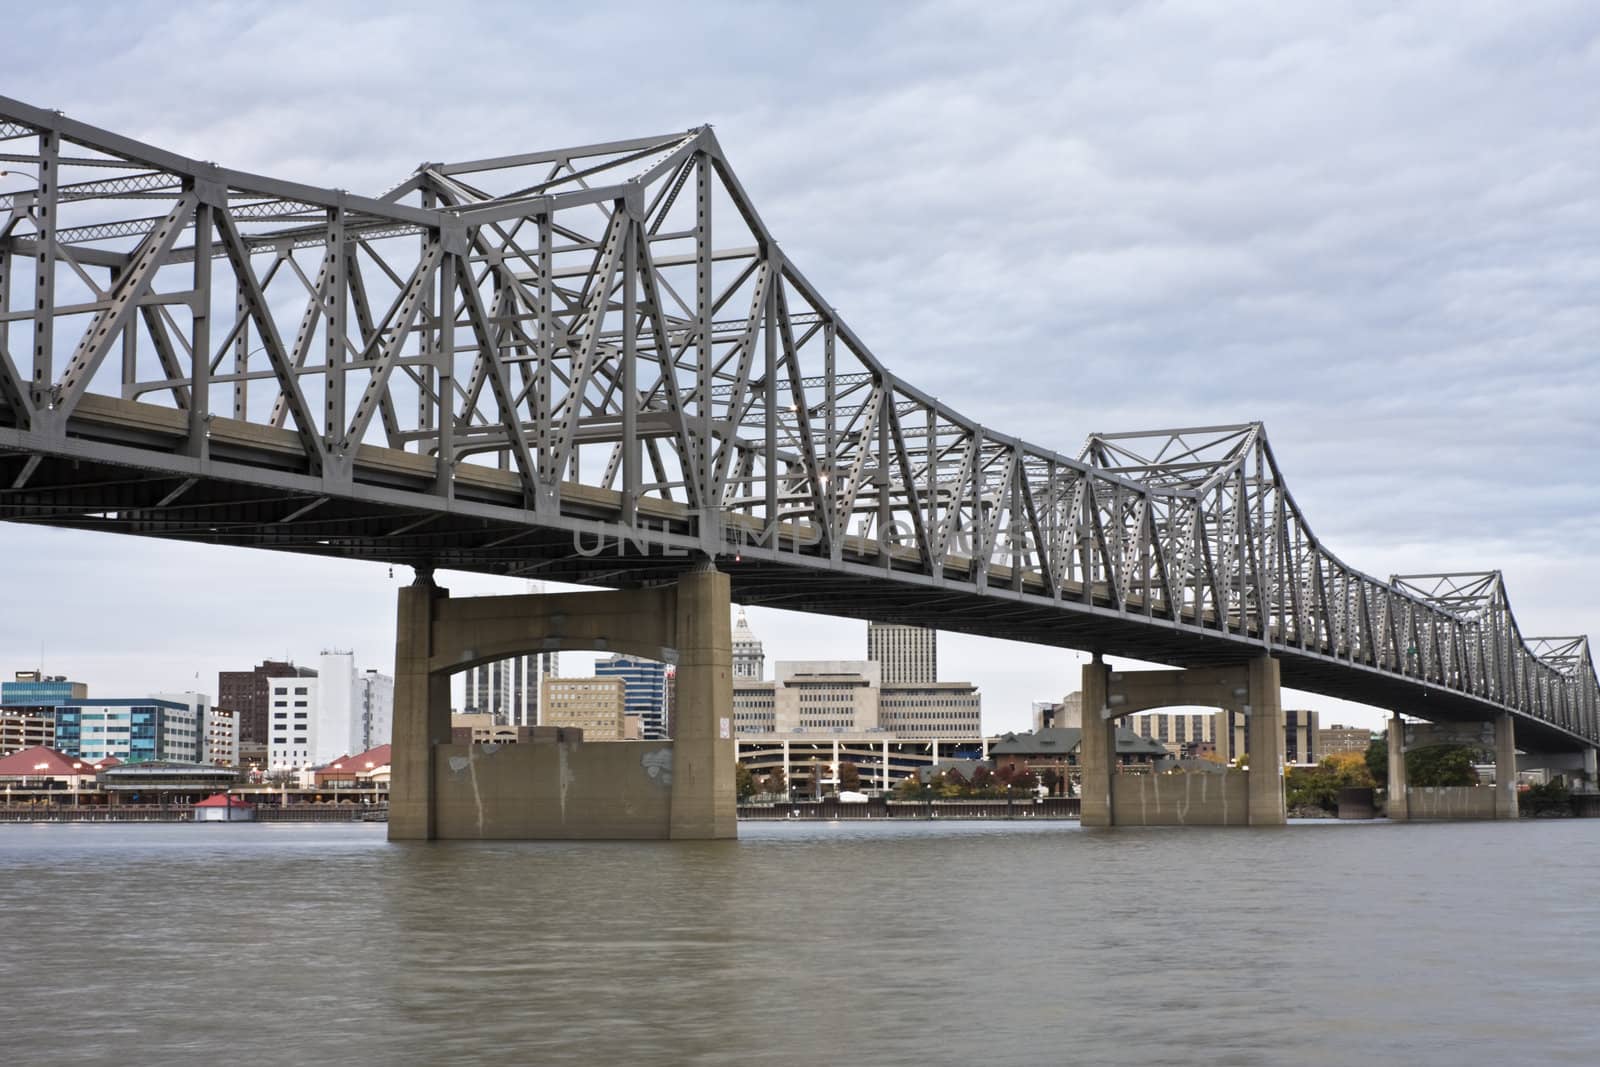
[765,766,787,797]
[837,762,861,792]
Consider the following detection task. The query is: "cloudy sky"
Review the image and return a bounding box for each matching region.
[3,1,1596,733]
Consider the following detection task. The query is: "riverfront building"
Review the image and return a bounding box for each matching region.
[595,654,670,739]
[540,677,627,740]
[53,698,201,764]
[738,734,991,795]
[734,659,981,738]
[0,711,54,756]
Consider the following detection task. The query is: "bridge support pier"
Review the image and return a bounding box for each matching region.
[1079,658,1115,827]
[666,564,738,840]
[388,562,735,841]
[1585,748,1599,794]
[1079,654,1285,827]
[1494,712,1519,820]
[1386,713,1408,822]
[1244,656,1286,825]
[390,571,451,841]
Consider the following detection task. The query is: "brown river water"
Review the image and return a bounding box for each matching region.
[1,819,1597,1065]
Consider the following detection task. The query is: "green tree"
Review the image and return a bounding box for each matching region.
[1406,745,1478,787]
[838,761,861,792]
[1365,735,1388,784]
[1523,778,1571,817]
[735,763,755,800]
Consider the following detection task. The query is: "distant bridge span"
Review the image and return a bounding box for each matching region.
[0,95,1594,754]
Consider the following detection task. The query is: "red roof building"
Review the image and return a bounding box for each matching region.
[0,745,100,782]
[194,792,256,821]
[194,792,254,809]
[312,743,391,787]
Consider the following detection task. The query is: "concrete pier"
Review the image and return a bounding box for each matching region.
[1386,713,1408,822]
[1079,654,1286,827]
[1494,712,1519,821]
[389,562,735,841]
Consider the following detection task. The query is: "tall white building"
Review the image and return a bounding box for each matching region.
[268,652,394,772]
[464,653,559,726]
[733,609,765,680]
[202,706,240,767]
[867,623,937,685]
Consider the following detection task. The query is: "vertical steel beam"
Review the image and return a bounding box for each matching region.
[231,279,249,419]
[435,250,456,498]
[323,206,347,451]
[186,200,212,455]
[763,259,778,530]
[695,152,714,529]
[30,127,59,409]
[621,216,639,522]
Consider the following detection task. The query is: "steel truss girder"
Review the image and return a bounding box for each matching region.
[0,95,1594,748]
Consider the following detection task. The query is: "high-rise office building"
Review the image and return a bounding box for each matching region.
[2,670,87,707]
[866,623,937,685]
[596,654,670,739]
[218,660,317,747]
[266,652,393,771]
[464,653,560,726]
[733,609,765,680]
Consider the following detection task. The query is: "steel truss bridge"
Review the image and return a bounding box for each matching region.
[0,96,1594,752]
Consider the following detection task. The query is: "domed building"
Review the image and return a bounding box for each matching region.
[733,608,765,681]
